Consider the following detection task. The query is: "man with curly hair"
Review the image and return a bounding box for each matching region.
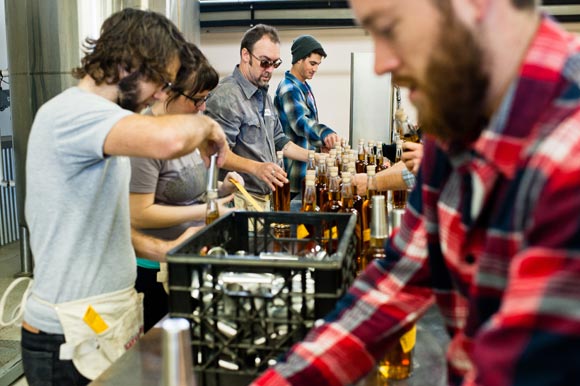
[21,9,227,385]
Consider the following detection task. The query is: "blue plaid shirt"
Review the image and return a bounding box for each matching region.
[274,71,336,193]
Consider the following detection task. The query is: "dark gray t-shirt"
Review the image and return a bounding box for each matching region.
[205,65,290,195]
[24,87,134,334]
[130,150,207,240]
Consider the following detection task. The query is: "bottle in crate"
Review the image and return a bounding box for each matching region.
[377,324,416,381]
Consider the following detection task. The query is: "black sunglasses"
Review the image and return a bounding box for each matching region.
[177,91,211,107]
[249,51,282,69]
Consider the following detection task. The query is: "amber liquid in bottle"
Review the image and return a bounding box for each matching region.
[300,177,319,240]
[322,167,342,213]
[205,190,220,225]
[392,139,408,210]
[360,194,387,273]
[377,325,416,381]
[361,165,378,257]
[273,182,291,211]
[273,150,291,211]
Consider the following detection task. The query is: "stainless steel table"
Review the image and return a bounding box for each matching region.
[90,306,449,386]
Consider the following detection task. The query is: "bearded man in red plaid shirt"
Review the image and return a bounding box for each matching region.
[252,0,580,385]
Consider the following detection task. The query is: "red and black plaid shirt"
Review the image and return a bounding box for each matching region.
[254,16,580,386]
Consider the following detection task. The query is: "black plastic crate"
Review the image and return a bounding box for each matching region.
[167,211,357,386]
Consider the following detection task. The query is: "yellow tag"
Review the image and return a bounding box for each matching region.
[400,324,416,353]
[363,228,371,242]
[83,305,109,334]
[297,224,309,239]
[323,226,339,240]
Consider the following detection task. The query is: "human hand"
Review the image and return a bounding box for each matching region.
[323,133,341,150]
[198,116,229,168]
[217,194,236,216]
[401,142,423,176]
[255,162,287,191]
[220,172,244,195]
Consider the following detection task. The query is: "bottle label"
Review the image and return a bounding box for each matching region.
[400,324,416,353]
[363,228,371,242]
[297,224,309,239]
[323,226,339,240]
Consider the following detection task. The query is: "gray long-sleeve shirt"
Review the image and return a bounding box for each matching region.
[205,65,290,195]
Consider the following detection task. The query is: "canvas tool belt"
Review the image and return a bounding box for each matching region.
[32,286,144,380]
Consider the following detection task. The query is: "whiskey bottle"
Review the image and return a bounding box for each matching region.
[378,324,416,381]
[205,189,220,225]
[355,139,368,174]
[273,150,290,212]
[360,195,388,273]
[361,165,378,255]
[392,139,408,209]
[322,166,342,213]
[340,173,362,262]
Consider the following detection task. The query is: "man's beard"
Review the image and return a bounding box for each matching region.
[117,71,143,112]
[413,7,490,150]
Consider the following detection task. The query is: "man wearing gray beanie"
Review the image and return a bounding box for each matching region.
[275,35,341,199]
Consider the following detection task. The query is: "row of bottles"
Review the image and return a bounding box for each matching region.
[355,138,389,174]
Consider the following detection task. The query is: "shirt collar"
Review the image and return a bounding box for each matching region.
[233,65,269,100]
[285,70,311,92]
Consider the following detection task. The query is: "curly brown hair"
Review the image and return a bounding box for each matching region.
[165,43,219,108]
[72,8,187,86]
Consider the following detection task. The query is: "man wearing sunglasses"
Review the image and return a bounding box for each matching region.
[206,24,313,211]
[274,35,341,200]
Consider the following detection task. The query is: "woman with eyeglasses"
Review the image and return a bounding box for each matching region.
[129,44,244,332]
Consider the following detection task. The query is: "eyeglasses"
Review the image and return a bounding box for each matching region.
[161,81,173,92]
[249,51,282,69]
[177,91,211,107]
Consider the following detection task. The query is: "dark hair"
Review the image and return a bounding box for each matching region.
[303,48,327,62]
[240,24,280,54]
[72,8,187,85]
[165,43,219,107]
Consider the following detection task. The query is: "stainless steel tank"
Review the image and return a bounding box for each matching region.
[4,0,200,274]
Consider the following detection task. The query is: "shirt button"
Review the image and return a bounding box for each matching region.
[465,254,476,264]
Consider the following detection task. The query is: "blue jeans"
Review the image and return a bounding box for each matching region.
[21,328,91,386]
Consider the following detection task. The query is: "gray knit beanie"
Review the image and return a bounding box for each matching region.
[291,35,327,64]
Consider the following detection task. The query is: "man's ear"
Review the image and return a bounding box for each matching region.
[241,48,251,64]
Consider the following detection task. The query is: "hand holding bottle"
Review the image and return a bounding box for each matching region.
[401,142,423,176]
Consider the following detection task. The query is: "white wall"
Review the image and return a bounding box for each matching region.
[200,27,418,142]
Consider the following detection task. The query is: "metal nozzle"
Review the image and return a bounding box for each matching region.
[207,153,219,191]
